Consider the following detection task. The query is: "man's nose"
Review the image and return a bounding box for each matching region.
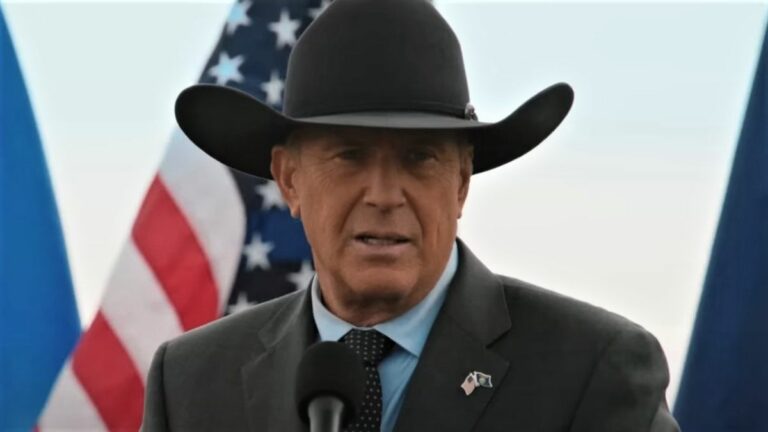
[362,157,406,211]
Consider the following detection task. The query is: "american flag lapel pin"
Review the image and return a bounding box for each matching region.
[460,371,493,396]
[461,372,477,396]
[474,371,493,389]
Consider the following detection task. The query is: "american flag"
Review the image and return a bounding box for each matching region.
[38,0,329,429]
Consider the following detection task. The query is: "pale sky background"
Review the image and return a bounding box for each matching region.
[3,0,767,404]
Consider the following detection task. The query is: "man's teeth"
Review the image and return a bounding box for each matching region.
[360,236,405,245]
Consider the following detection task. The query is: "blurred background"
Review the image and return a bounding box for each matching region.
[2,0,767,429]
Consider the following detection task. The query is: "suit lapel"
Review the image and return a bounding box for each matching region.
[394,240,512,432]
[241,289,315,432]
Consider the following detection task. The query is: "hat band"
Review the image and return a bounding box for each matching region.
[285,99,475,120]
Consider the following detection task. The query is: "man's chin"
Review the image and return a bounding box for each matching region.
[348,282,410,304]
[343,272,426,308]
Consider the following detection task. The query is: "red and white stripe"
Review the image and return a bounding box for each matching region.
[38,130,245,431]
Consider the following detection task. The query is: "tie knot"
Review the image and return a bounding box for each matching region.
[341,329,394,366]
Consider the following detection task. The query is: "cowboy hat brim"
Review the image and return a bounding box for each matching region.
[175,82,574,179]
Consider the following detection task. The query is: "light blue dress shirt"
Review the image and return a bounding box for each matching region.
[310,242,458,432]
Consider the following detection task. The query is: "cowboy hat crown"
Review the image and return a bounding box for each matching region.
[284,0,470,119]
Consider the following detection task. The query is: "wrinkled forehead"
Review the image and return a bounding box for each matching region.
[285,125,469,150]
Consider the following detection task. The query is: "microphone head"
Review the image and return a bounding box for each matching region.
[295,341,366,425]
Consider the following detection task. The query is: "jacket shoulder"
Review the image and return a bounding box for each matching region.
[482,275,674,430]
[165,289,306,353]
[497,274,650,342]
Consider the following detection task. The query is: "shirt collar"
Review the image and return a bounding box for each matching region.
[311,241,458,357]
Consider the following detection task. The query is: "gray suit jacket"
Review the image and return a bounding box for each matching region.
[141,241,679,431]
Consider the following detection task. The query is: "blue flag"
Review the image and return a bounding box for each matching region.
[0,6,81,430]
[674,23,768,431]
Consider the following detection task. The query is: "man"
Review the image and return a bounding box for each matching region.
[142,0,679,430]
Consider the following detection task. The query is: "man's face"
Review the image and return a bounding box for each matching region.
[271,127,472,324]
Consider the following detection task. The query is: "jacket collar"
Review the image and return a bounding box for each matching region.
[241,288,314,432]
[393,239,512,431]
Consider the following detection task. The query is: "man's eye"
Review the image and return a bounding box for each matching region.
[406,150,437,163]
[336,148,364,160]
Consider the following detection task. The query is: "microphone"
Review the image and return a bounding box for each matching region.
[295,341,366,432]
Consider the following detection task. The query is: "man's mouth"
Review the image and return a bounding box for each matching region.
[355,233,410,246]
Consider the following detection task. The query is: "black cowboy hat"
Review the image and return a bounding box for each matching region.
[175,0,574,179]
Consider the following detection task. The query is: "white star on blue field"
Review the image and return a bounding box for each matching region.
[226,0,252,35]
[268,8,301,49]
[242,233,275,271]
[255,181,287,210]
[208,52,245,85]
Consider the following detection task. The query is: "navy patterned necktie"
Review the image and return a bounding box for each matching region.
[341,329,395,432]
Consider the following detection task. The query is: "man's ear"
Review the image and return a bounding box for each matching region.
[457,145,473,219]
[270,145,302,219]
